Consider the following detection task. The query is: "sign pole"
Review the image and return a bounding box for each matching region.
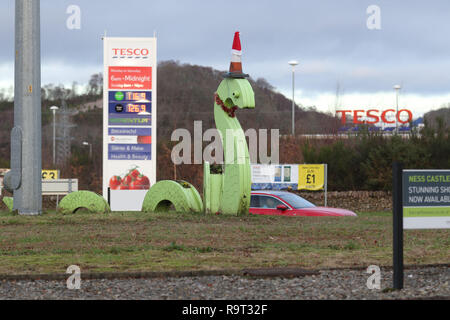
[392,161,403,290]
[13,0,42,215]
[324,164,328,207]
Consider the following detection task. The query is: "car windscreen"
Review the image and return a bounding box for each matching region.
[278,193,316,209]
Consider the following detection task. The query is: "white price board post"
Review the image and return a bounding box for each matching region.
[103,37,157,211]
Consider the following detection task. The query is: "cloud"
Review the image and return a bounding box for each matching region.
[1,0,450,115]
[0,61,99,89]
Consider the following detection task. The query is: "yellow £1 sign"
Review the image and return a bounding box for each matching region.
[41,170,59,180]
[298,164,325,190]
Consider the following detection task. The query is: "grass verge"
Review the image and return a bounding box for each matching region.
[0,210,448,274]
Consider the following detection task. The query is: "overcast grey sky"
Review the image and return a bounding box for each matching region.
[1,0,450,116]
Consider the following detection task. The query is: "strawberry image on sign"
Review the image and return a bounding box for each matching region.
[109,166,151,191]
[134,175,150,190]
[109,176,122,190]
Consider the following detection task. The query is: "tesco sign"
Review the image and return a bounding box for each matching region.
[336,109,413,125]
[112,48,150,56]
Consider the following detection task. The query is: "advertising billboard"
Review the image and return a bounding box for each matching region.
[103,37,157,211]
[251,164,327,192]
[402,169,450,229]
[251,164,298,190]
[298,164,326,191]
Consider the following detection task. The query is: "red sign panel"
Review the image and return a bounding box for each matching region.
[108,66,152,90]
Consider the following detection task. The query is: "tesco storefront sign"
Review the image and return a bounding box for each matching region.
[336,109,413,125]
[112,48,150,57]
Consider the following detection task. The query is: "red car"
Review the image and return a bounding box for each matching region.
[249,191,357,217]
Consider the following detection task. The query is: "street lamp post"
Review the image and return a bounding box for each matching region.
[394,85,401,134]
[288,60,299,136]
[83,141,92,159]
[50,106,58,165]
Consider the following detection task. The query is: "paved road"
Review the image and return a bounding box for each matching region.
[0,266,448,300]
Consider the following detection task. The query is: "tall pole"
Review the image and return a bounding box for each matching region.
[288,60,299,136]
[53,110,55,164]
[13,0,42,215]
[50,106,58,165]
[394,85,401,134]
[292,68,295,136]
[52,108,56,165]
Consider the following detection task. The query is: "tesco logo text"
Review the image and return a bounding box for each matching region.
[336,109,413,125]
[112,48,149,56]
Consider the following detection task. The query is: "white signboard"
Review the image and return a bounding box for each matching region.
[403,169,450,229]
[103,37,157,211]
[251,164,299,190]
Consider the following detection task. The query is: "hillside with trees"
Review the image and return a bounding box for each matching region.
[0,61,340,193]
[0,61,448,194]
[424,105,450,129]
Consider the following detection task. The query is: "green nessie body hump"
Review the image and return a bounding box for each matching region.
[142,32,255,216]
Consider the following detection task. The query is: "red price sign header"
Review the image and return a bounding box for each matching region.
[108,66,152,90]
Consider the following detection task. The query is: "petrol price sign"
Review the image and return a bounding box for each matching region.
[103,37,157,211]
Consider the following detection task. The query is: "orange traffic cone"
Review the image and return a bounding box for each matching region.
[226,31,249,78]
